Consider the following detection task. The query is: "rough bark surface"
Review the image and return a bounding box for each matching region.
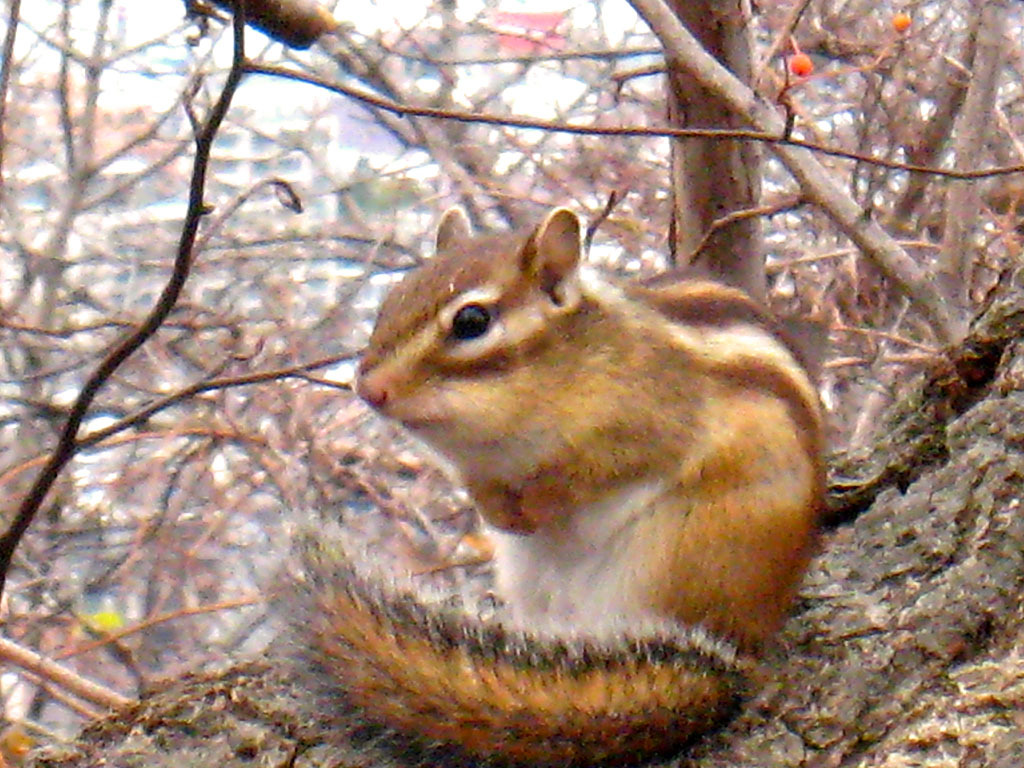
[27,287,1024,767]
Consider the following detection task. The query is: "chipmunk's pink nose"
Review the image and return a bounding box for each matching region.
[355,365,390,409]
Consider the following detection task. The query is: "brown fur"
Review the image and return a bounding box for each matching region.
[294,538,744,767]
[344,208,825,762]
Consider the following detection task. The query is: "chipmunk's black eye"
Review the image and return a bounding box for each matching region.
[451,303,492,341]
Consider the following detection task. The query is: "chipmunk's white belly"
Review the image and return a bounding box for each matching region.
[488,479,666,632]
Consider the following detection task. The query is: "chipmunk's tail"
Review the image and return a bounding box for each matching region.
[286,537,746,767]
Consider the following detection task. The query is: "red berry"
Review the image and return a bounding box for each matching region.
[892,13,912,33]
[789,53,813,78]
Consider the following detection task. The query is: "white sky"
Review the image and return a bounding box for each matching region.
[7,0,643,126]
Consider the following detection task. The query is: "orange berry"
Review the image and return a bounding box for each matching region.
[892,12,912,33]
[789,53,813,78]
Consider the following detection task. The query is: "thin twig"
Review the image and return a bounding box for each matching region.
[625,0,961,342]
[0,0,22,205]
[0,4,248,599]
[685,197,805,265]
[245,61,1024,182]
[754,0,814,84]
[193,177,303,253]
[0,637,133,711]
[0,427,271,493]
[830,324,938,354]
[584,191,621,251]
[0,354,353,493]
[74,355,354,450]
[55,595,262,660]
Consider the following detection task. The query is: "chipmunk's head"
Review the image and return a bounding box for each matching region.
[355,208,585,466]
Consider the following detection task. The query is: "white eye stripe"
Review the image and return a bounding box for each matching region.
[437,282,566,362]
[439,304,551,363]
[438,286,503,333]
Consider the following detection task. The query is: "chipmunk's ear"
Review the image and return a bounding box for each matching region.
[521,208,582,297]
[435,208,472,253]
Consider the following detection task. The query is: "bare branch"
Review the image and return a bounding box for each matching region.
[243,61,1024,183]
[55,595,262,661]
[0,0,21,205]
[684,197,806,267]
[626,0,964,342]
[939,0,1007,311]
[0,637,133,712]
[0,3,249,599]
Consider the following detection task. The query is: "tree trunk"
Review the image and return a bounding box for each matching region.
[27,289,1024,768]
[662,0,763,300]
[939,0,1007,313]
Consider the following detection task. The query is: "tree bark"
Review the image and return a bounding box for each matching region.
[663,0,763,301]
[939,0,1007,313]
[27,286,1024,768]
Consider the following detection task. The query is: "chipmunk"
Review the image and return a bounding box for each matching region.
[292,207,824,767]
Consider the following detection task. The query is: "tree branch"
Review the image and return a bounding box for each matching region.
[0,3,249,599]
[0,0,21,206]
[939,0,1007,311]
[0,637,132,712]
[241,61,1024,183]
[626,0,964,343]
